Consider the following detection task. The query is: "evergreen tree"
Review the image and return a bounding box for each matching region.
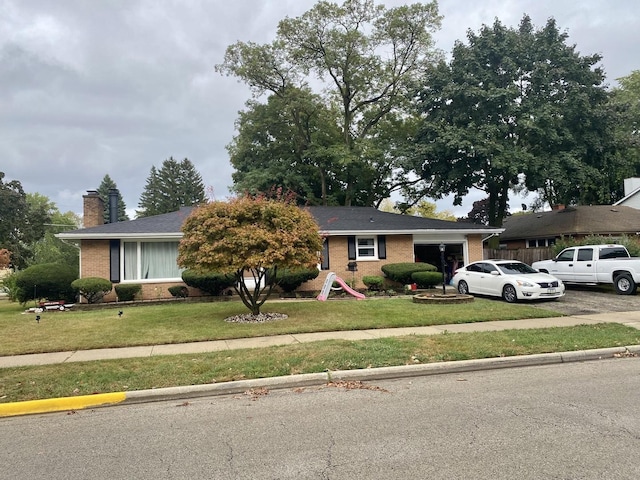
[137,158,206,217]
[97,174,129,222]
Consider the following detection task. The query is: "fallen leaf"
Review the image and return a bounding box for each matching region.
[326,381,389,393]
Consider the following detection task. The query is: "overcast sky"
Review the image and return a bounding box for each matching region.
[2,0,638,218]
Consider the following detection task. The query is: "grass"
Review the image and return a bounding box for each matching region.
[0,296,563,355]
[1,296,638,404]
[1,323,638,403]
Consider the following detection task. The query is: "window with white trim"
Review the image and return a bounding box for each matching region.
[356,236,377,259]
[123,241,183,280]
[527,238,556,248]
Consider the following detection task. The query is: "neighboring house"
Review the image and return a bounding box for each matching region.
[57,190,502,301]
[498,205,640,250]
[613,177,640,209]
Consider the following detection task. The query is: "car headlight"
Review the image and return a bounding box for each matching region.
[516,280,535,287]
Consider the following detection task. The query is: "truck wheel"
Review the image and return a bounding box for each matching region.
[614,273,637,295]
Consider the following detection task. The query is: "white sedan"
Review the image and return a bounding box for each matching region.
[451,260,565,303]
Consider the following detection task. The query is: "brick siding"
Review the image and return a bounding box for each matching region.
[79,234,488,300]
[302,235,414,291]
[466,234,485,262]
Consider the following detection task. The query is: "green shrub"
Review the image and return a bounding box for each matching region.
[14,263,78,304]
[182,269,236,296]
[411,271,443,289]
[0,272,19,302]
[362,275,385,291]
[275,267,320,293]
[381,262,437,285]
[71,277,112,304]
[553,234,640,257]
[168,285,189,298]
[114,284,142,302]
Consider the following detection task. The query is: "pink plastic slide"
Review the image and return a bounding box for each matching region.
[317,272,365,301]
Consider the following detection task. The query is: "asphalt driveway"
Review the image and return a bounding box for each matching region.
[530,284,640,316]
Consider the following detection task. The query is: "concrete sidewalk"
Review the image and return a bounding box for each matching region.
[2,311,639,369]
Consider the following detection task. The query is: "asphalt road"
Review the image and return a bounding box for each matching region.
[1,358,638,480]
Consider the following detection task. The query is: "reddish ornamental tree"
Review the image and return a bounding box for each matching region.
[0,248,10,269]
[178,196,322,315]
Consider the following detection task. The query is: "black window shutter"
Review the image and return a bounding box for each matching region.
[109,240,120,283]
[378,235,386,259]
[347,236,356,260]
[321,239,330,270]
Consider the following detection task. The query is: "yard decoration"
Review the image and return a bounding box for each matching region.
[178,195,323,316]
[317,272,365,301]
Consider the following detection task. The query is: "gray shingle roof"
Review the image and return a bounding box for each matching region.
[306,206,496,233]
[59,207,195,237]
[500,205,640,241]
[58,205,500,239]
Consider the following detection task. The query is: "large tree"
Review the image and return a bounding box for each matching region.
[0,172,28,268]
[137,157,206,217]
[97,174,129,222]
[229,88,346,205]
[410,16,615,226]
[30,209,81,269]
[178,195,322,316]
[0,175,53,269]
[217,0,441,207]
[607,70,640,191]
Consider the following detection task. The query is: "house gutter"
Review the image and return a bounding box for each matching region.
[57,229,504,241]
[56,233,184,240]
[320,228,504,236]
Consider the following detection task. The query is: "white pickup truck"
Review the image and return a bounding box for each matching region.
[532,244,640,295]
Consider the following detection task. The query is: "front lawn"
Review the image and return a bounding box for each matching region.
[0,296,564,355]
[1,323,638,403]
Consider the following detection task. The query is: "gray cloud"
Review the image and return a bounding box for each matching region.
[1,0,637,217]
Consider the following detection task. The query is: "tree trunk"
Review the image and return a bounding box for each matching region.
[233,267,277,316]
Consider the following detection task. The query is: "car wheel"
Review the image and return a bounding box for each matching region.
[614,273,637,295]
[502,284,518,303]
[457,280,469,295]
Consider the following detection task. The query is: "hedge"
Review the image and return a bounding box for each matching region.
[381,262,437,285]
[71,277,112,304]
[362,275,385,291]
[168,285,189,298]
[182,269,236,296]
[411,271,443,289]
[14,263,78,304]
[114,284,142,302]
[275,267,320,293]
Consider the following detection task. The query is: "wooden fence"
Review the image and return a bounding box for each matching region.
[484,247,554,265]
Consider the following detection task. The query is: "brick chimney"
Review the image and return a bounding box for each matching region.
[83,190,104,228]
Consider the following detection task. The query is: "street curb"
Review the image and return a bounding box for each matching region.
[2,346,637,418]
[0,392,127,418]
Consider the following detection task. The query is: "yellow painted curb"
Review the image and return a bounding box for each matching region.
[0,392,127,418]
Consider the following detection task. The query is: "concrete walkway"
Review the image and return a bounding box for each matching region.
[2,311,640,369]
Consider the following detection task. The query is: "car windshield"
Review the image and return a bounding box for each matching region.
[496,262,537,275]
